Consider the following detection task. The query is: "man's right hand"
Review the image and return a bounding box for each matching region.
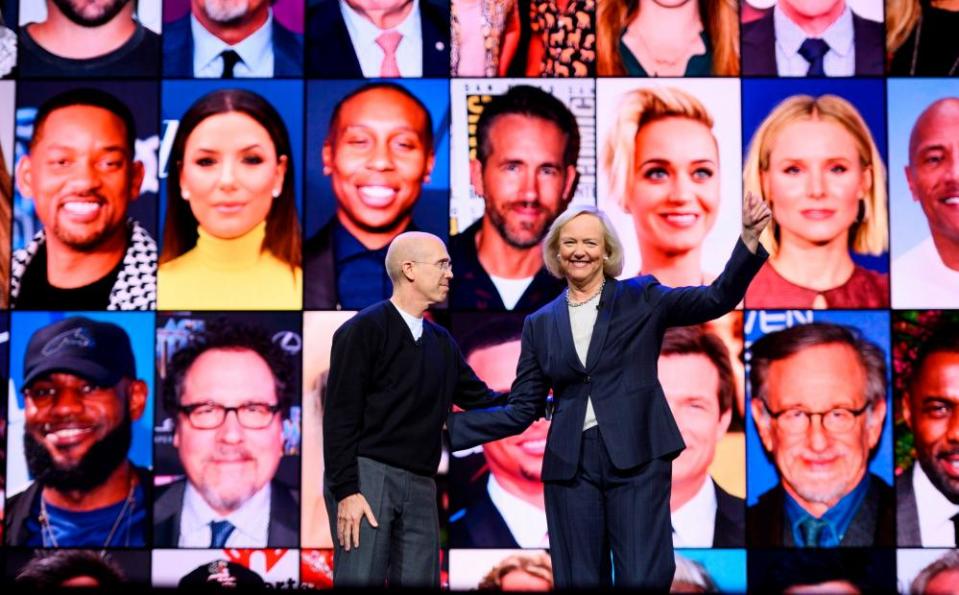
[336,493,379,551]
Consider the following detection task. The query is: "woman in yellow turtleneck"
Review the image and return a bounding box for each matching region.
[158,89,302,310]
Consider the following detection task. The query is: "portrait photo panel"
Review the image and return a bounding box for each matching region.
[13,80,160,251]
[449,77,595,234]
[5,310,155,548]
[744,309,894,549]
[5,549,152,587]
[151,548,300,589]
[158,78,305,236]
[891,309,959,548]
[887,79,959,309]
[303,78,450,310]
[596,77,742,283]
[153,310,302,549]
[741,78,890,310]
[300,309,356,549]
[6,310,156,496]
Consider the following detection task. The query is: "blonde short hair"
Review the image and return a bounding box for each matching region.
[742,94,888,257]
[602,87,715,210]
[542,204,624,279]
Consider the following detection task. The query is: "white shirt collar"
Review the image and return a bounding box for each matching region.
[339,0,422,47]
[190,9,274,76]
[913,463,959,547]
[487,474,549,548]
[774,3,854,57]
[179,481,272,548]
[390,300,424,341]
[671,478,718,548]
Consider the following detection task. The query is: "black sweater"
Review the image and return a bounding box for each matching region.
[324,301,500,500]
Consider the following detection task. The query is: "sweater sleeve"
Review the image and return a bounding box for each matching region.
[323,319,373,501]
[450,339,507,410]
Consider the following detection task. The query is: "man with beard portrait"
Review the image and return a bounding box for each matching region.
[5,316,150,547]
[18,0,161,77]
[153,319,299,548]
[11,87,157,310]
[897,320,959,547]
[449,85,578,312]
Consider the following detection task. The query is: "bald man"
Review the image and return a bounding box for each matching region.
[893,98,959,308]
[323,232,503,587]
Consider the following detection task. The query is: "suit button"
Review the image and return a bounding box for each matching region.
[585,375,591,383]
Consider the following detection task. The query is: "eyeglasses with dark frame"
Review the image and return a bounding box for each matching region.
[409,259,453,272]
[760,400,872,434]
[178,402,281,430]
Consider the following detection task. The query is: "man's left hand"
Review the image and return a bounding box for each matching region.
[741,191,772,254]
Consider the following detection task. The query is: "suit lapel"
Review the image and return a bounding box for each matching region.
[552,295,584,373]
[585,278,616,372]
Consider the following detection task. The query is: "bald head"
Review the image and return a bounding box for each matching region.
[385,231,446,283]
[909,98,959,163]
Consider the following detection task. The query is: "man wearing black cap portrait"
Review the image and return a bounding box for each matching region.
[5,316,150,547]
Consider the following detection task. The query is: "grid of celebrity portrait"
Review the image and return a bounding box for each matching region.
[0,0,956,592]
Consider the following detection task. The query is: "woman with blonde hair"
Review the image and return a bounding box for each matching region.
[597,0,739,76]
[602,86,723,287]
[887,0,959,75]
[742,94,889,309]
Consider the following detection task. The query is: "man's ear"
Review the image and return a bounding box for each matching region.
[562,165,577,202]
[866,396,887,451]
[715,406,733,443]
[469,159,485,198]
[322,142,333,176]
[15,155,34,198]
[423,151,436,183]
[129,160,145,202]
[904,164,920,203]
[127,379,148,422]
[751,397,775,453]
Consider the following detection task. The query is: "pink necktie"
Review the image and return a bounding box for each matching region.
[376,30,403,77]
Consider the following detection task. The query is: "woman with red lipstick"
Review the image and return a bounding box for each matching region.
[158,89,302,310]
[742,94,889,309]
[602,86,722,287]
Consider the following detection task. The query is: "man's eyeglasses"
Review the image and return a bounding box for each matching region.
[409,259,453,272]
[178,402,280,430]
[760,400,871,434]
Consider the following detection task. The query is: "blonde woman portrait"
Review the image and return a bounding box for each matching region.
[742,92,889,309]
[887,0,959,75]
[597,0,739,76]
[451,0,520,76]
[599,81,742,287]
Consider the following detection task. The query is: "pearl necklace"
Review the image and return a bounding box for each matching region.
[566,279,605,308]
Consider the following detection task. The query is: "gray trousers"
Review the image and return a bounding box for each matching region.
[324,457,440,588]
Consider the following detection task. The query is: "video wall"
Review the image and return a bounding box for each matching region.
[0,0,958,592]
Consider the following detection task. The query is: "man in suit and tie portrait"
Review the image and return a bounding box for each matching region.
[747,322,894,547]
[449,316,550,549]
[897,320,959,547]
[303,82,437,310]
[660,325,745,548]
[741,0,883,76]
[153,319,299,548]
[163,0,304,77]
[305,0,449,77]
